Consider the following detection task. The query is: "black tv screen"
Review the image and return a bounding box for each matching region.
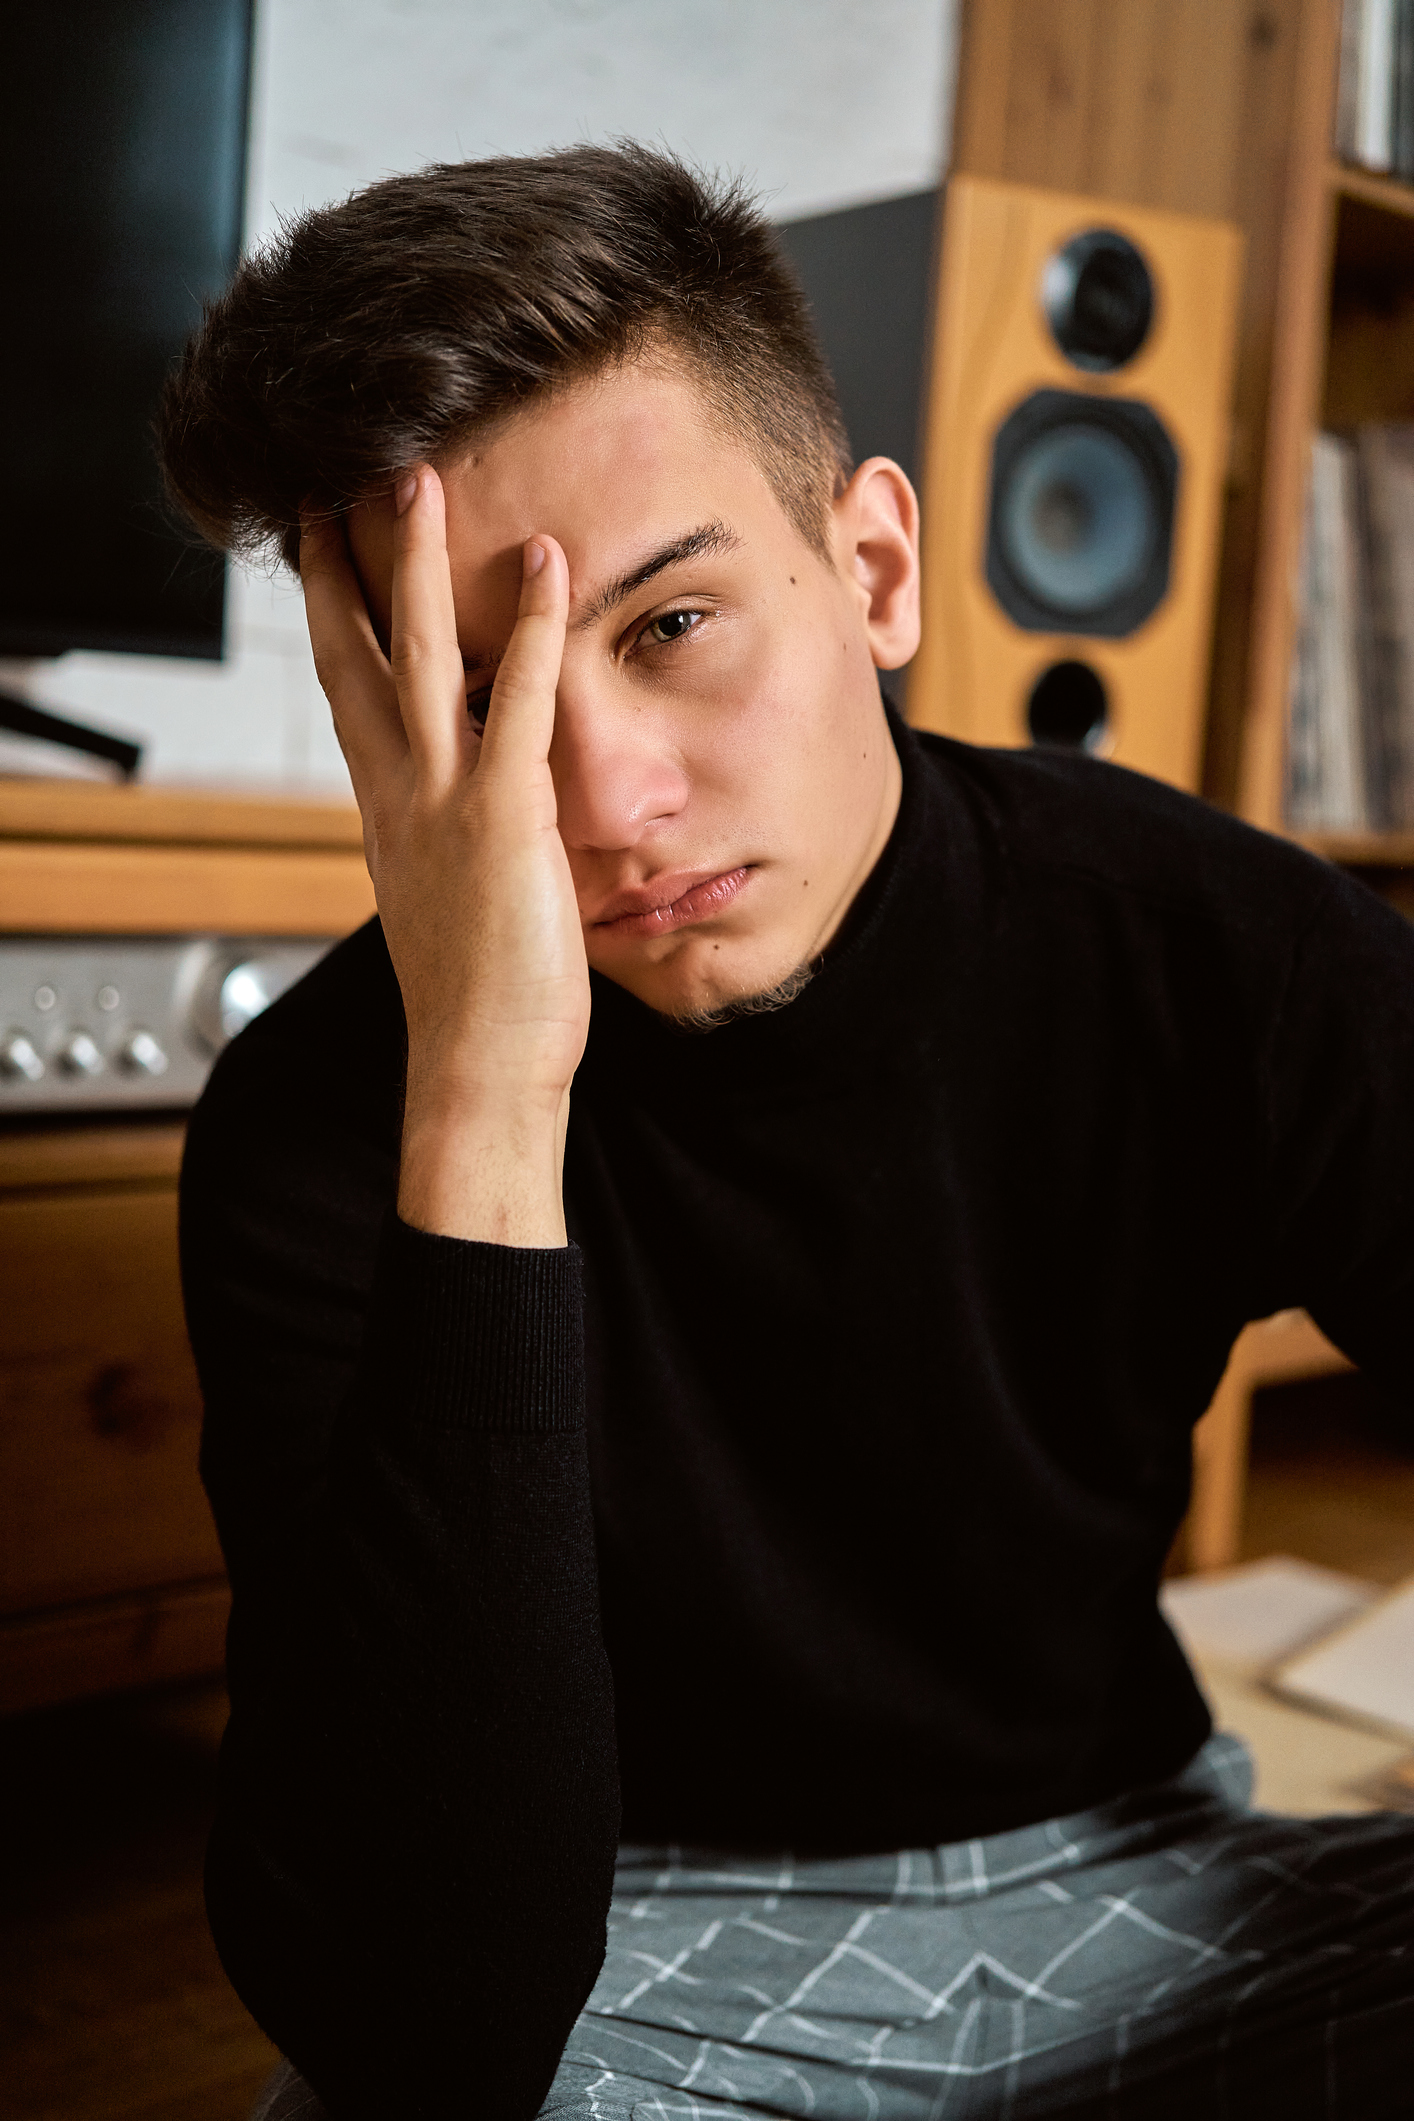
[0,0,253,662]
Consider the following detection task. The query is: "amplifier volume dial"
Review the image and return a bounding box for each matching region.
[121,1029,169,1077]
[60,1030,104,1076]
[2,1031,45,1082]
[189,949,320,1053]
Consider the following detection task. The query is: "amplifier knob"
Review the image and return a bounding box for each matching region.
[59,1029,104,1076]
[217,961,281,1041]
[1,1031,45,1082]
[121,1029,169,1077]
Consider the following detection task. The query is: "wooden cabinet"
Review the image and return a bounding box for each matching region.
[1,1147,210,1611]
[0,1127,227,1713]
[0,782,372,1712]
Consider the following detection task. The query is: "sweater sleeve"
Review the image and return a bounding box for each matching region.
[179,935,620,2121]
[1262,865,1414,1412]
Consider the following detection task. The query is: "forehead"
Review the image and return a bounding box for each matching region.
[347,359,790,642]
[440,362,777,589]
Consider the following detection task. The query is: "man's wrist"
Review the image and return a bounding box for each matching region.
[398,1085,569,1247]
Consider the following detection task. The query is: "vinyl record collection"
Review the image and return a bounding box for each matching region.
[1336,0,1414,178]
[1288,428,1414,830]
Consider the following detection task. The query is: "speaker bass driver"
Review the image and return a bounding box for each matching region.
[909,174,1243,792]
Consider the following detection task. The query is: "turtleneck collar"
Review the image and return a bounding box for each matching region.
[577,702,955,1109]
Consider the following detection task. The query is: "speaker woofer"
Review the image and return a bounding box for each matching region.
[1041,229,1155,372]
[985,389,1178,638]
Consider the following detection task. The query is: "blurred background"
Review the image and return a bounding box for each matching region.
[0,0,958,790]
[5,5,1414,2119]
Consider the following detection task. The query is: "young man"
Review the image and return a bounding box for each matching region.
[162,147,1414,2121]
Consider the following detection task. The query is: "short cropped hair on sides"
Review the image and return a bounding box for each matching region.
[158,142,853,576]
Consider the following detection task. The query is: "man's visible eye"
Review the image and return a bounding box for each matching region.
[641,608,702,647]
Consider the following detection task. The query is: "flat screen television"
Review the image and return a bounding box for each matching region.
[0,0,254,664]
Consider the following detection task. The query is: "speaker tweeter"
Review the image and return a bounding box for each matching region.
[1041,229,1155,373]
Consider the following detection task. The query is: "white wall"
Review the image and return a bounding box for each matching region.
[1,0,958,792]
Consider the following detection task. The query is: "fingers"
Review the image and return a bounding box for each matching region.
[299,512,404,795]
[390,468,468,782]
[307,479,571,809]
[476,535,570,778]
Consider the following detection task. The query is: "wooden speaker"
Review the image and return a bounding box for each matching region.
[909,174,1243,792]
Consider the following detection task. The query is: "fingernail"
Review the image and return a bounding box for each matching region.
[523,539,546,578]
[395,474,418,516]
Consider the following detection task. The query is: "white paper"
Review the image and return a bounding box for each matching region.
[1161,1556,1377,1673]
[1275,1576,1414,1740]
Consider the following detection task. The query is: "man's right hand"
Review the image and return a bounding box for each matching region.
[300,468,588,1247]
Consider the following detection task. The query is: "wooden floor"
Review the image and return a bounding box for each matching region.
[4,1370,1413,2121]
[2,1682,277,2121]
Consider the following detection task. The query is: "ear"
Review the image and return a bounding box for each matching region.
[830,457,921,671]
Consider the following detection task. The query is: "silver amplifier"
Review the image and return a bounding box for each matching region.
[0,936,331,1113]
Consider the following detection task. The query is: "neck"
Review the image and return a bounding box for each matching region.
[808,696,905,963]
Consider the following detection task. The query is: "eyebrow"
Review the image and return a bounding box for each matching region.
[572,519,742,629]
[458,519,743,678]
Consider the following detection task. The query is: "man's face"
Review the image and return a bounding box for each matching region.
[346,360,919,1021]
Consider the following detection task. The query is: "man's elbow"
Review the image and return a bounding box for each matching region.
[205,1806,607,2120]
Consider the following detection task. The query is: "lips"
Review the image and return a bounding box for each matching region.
[590,866,754,937]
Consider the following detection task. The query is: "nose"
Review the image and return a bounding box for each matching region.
[550,671,691,854]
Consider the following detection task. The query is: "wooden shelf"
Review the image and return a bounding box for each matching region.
[1296,827,1414,868]
[0,1577,230,1716]
[0,778,376,935]
[0,777,362,849]
[1329,161,1414,218]
[0,838,375,934]
[0,1123,185,1194]
[1328,165,1414,299]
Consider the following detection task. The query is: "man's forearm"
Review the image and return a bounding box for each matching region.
[206,1216,617,2117]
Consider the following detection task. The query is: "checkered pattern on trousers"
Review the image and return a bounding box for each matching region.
[251,1735,1414,2121]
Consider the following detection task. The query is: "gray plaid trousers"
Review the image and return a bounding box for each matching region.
[253,1735,1414,2120]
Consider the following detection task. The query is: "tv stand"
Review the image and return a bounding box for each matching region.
[0,689,142,780]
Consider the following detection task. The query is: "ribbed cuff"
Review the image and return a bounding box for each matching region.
[362,1212,586,1433]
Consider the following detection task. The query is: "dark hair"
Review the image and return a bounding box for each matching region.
[158,142,852,574]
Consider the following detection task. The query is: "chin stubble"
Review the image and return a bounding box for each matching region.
[663,957,816,1036]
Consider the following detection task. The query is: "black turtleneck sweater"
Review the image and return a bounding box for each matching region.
[181,718,1414,2120]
